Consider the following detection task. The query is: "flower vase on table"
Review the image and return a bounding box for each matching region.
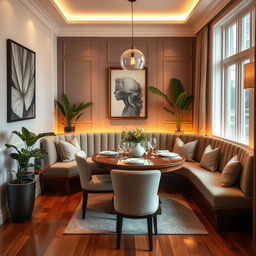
[122,128,147,158]
[131,143,145,157]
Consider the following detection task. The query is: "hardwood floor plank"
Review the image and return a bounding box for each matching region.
[0,192,255,256]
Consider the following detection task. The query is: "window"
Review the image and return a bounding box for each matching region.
[212,3,255,146]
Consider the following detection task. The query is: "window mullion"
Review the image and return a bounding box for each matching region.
[237,61,242,142]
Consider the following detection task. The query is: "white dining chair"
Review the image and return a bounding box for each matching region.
[111,169,161,251]
[75,151,113,218]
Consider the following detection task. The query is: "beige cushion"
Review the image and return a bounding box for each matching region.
[173,137,197,161]
[69,137,81,149]
[221,155,241,187]
[182,162,252,208]
[200,145,220,172]
[42,161,79,177]
[56,138,81,162]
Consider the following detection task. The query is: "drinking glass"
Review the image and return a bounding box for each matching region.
[117,142,125,160]
[122,142,129,159]
[150,138,157,158]
[143,141,151,159]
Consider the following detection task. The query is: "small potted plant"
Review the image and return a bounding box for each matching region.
[56,93,93,132]
[122,128,147,157]
[149,78,194,133]
[5,127,55,222]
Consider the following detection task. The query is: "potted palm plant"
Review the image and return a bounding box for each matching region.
[149,79,194,133]
[56,93,93,132]
[5,127,55,222]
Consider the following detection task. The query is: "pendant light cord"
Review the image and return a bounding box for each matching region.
[131,0,134,49]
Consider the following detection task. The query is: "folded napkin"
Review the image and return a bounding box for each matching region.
[157,150,170,154]
[99,151,118,156]
[158,152,179,158]
[126,158,145,165]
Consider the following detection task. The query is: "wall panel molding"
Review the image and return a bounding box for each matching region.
[57,37,195,132]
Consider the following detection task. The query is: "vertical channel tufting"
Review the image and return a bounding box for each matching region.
[180,134,187,143]
[101,133,108,151]
[219,141,226,171]
[108,133,115,150]
[80,134,87,153]
[87,134,94,157]
[160,133,167,150]
[196,137,206,161]
[94,133,101,154]
[116,133,122,149]
[74,134,81,146]
[227,145,236,163]
[222,143,231,169]
[240,153,253,196]
[153,133,160,149]
[166,134,172,150]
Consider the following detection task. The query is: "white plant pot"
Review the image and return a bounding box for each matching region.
[131,143,145,157]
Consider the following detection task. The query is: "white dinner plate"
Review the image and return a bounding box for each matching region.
[99,151,118,156]
[158,152,179,158]
[126,158,145,165]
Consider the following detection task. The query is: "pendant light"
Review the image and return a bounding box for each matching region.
[120,0,145,70]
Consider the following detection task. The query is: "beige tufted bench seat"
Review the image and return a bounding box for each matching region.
[40,133,253,231]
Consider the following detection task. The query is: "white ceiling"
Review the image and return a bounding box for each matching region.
[21,0,232,36]
[50,0,200,23]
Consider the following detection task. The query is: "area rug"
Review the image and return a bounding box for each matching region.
[64,193,207,235]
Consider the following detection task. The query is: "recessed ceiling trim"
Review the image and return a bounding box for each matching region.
[51,0,200,24]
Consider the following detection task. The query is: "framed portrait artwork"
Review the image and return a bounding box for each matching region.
[7,39,36,122]
[109,67,147,119]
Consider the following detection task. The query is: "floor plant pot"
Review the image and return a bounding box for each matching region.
[7,179,36,222]
[64,126,75,132]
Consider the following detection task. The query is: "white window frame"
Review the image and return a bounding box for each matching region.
[212,1,255,147]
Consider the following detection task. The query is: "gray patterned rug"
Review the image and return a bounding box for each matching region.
[64,193,207,235]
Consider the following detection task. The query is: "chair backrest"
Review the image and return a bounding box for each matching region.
[111,170,161,216]
[75,151,92,189]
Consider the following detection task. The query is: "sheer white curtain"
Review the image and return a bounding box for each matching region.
[193,26,209,135]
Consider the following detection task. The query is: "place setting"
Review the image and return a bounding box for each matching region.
[92,129,185,170]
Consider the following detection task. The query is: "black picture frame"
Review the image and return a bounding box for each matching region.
[7,39,36,122]
[108,67,148,119]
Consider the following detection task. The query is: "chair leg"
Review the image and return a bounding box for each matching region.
[116,214,123,249]
[153,214,158,234]
[147,216,153,251]
[82,190,88,219]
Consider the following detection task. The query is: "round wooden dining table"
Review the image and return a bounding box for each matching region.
[92,153,185,173]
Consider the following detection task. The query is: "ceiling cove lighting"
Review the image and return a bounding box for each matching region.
[120,0,145,70]
[244,62,255,89]
[51,0,200,23]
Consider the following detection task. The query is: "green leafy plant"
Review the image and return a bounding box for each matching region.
[149,79,194,132]
[5,127,55,184]
[56,93,93,128]
[122,128,147,143]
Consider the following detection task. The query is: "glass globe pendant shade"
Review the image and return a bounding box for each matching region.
[120,47,145,70]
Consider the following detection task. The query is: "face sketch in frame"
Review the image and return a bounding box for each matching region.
[114,77,143,117]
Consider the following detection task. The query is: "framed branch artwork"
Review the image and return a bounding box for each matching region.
[109,67,147,119]
[7,39,36,122]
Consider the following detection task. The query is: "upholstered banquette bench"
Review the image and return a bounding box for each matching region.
[40,133,253,231]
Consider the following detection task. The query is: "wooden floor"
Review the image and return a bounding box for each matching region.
[0,191,255,256]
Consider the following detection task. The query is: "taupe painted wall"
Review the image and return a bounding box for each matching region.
[57,37,195,133]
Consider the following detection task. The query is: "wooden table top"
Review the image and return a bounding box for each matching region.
[92,153,185,173]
